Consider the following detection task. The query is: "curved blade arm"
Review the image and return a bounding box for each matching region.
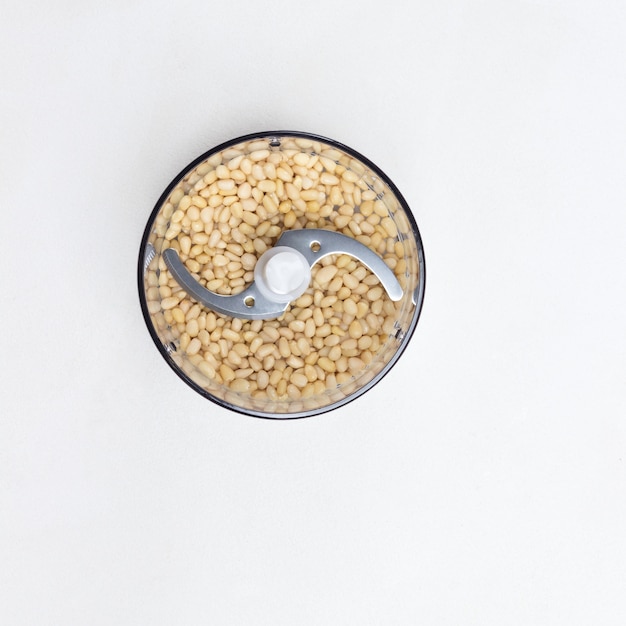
[162,248,288,320]
[277,229,403,301]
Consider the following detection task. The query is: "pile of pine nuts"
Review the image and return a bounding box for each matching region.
[143,136,417,413]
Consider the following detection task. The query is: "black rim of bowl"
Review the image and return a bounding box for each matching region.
[138,130,426,419]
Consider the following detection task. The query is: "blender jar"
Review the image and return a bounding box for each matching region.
[138,131,425,418]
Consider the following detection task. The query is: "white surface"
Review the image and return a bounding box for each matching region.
[1,1,626,624]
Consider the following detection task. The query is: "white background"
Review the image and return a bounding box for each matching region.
[1,0,625,624]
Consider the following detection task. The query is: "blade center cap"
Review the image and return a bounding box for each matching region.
[254,246,311,304]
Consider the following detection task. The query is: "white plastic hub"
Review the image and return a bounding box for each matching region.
[253,246,311,304]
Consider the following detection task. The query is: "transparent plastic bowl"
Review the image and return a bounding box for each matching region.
[138,131,425,418]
